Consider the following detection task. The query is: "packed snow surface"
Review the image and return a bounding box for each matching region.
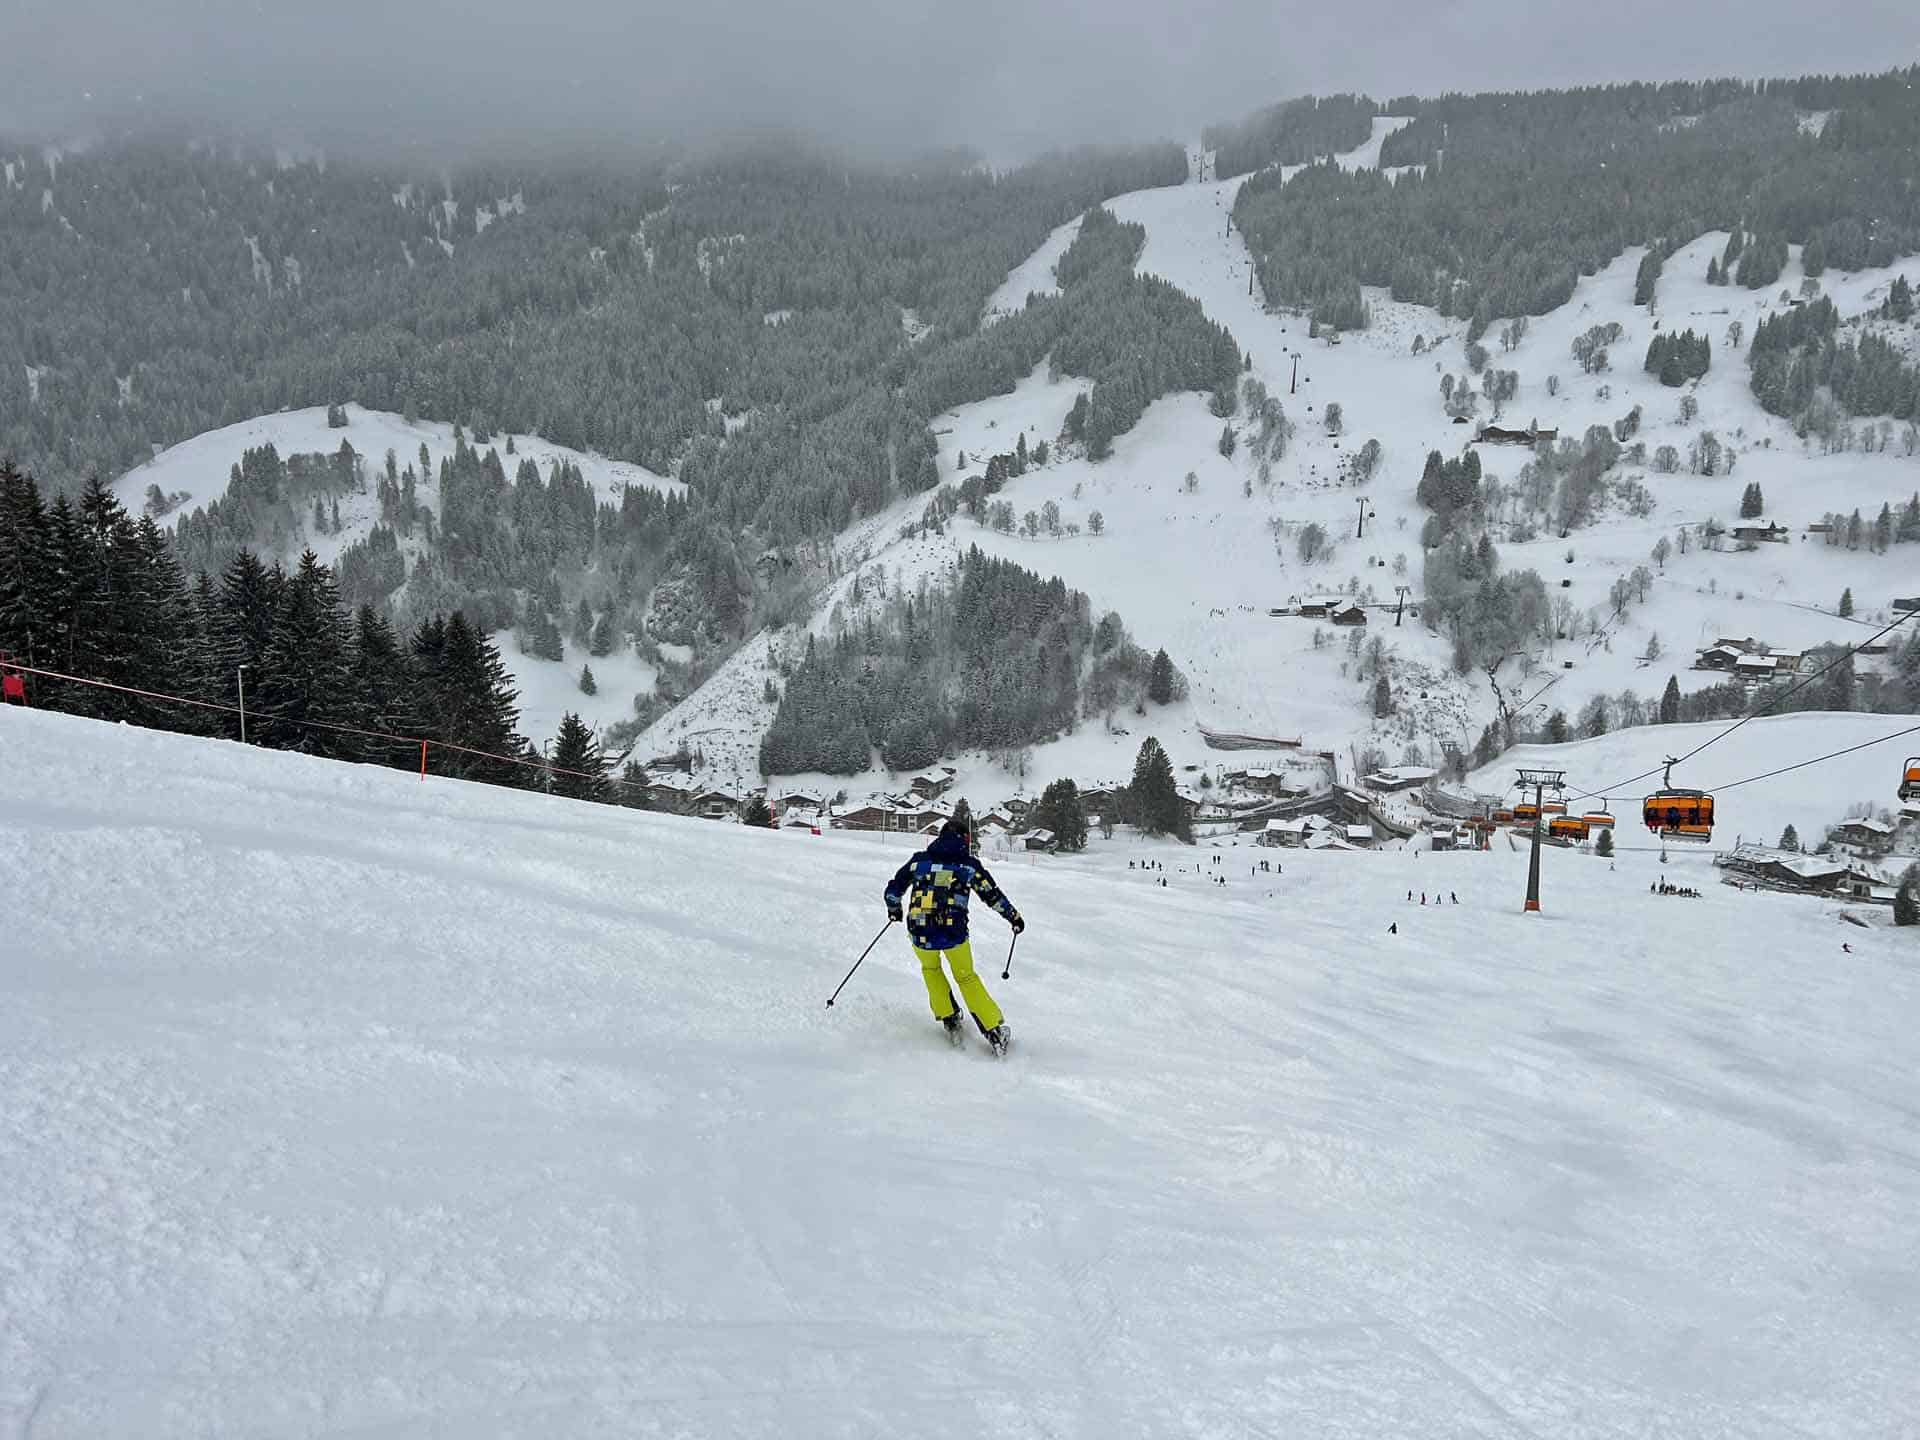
[4,708,1918,1437]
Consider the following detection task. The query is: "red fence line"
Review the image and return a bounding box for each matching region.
[0,658,648,794]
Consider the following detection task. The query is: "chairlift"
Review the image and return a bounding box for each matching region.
[1643,757,1715,840]
[1900,756,1920,803]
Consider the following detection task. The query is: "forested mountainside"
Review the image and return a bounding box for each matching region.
[0,135,1184,490]
[1201,93,1379,178]
[1230,69,1920,334]
[757,546,1182,775]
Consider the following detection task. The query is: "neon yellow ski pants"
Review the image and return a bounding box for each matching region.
[915,940,1003,1031]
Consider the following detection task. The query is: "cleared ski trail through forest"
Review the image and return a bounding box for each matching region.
[4,708,1918,1438]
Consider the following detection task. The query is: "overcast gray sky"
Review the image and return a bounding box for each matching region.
[5,0,1919,162]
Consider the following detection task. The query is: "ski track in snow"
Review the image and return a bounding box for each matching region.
[3,707,1919,1437]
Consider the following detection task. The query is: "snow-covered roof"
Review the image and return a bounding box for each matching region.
[1263,818,1308,834]
[1835,816,1894,835]
[1364,765,1436,786]
[1025,828,1054,843]
[1344,825,1373,842]
[1734,655,1779,671]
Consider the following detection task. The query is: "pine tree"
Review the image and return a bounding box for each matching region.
[255,550,353,755]
[572,597,594,647]
[1372,673,1392,718]
[345,604,424,770]
[1595,827,1614,857]
[1839,587,1854,618]
[1659,675,1681,724]
[590,610,617,657]
[742,793,775,827]
[950,796,975,847]
[1033,778,1088,852]
[1779,823,1800,852]
[1129,737,1189,840]
[1148,648,1175,704]
[579,663,597,695]
[1895,864,1919,926]
[415,612,528,787]
[1545,709,1570,743]
[548,711,608,802]
[1218,423,1237,459]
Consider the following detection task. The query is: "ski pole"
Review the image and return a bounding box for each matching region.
[826,919,895,1009]
[1001,930,1018,981]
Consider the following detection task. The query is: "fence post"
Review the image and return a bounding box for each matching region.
[420,740,428,781]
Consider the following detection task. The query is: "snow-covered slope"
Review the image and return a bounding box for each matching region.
[654,122,1919,801]
[114,404,682,746]
[5,709,1919,1436]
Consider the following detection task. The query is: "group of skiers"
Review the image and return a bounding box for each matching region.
[1408,891,1461,905]
[1652,881,1702,898]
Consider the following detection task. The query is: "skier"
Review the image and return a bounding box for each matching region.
[884,818,1023,1052]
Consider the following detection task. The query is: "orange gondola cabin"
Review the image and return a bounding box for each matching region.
[1902,756,1920,803]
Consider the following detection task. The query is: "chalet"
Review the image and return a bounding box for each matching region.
[835,802,897,832]
[690,788,741,821]
[1733,654,1780,681]
[1731,523,1788,544]
[1830,816,1895,853]
[1428,825,1461,851]
[1695,645,1743,670]
[1004,796,1033,819]
[1343,824,1375,847]
[1806,522,1834,537]
[1893,597,1920,614]
[1079,784,1126,814]
[1363,765,1437,793]
[1714,636,1762,653]
[977,809,1017,837]
[1294,595,1345,618]
[1224,767,1297,798]
[908,767,957,801]
[1329,604,1369,627]
[1022,829,1056,852]
[642,772,699,812]
[1259,818,1309,847]
[1473,422,1558,447]
[773,787,826,811]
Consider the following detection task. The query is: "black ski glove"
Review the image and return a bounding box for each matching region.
[1011,915,1026,934]
[887,903,903,922]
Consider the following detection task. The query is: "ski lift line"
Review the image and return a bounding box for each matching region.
[1564,608,1920,803]
[1708,721,1920,795]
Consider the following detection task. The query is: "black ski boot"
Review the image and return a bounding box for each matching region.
[981,1023,1011,1057]
[940,1011,965,1046]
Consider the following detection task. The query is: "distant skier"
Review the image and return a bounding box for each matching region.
[884,818,1023,1052]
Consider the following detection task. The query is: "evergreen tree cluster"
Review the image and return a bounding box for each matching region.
[756,546,1170,775]
[1230,70,1920,336]
[1202,94,1380,179]
[1748,297,1920,424]
[1030,778,1089,851]
[1644,330,1712,386]
[0,462,570,789]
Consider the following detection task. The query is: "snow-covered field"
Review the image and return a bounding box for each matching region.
[5,708,1919,1437]
[114,405,681,745]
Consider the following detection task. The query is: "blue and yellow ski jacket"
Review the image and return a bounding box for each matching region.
[884,829,1022,951]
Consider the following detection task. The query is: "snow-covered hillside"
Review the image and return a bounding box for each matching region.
[114,404,682,745]
[652,122,1920,804]
[5,708,1919,1436]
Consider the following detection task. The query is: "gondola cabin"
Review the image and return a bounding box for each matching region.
[1902,756,1920,802]
[1548,816,1589,842]
[1643,790,1714,837]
